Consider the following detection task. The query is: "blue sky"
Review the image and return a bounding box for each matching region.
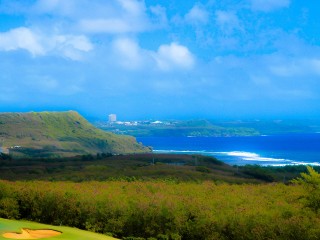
[0,0,320,120]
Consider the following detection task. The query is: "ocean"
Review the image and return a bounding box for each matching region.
[137,134,320,166]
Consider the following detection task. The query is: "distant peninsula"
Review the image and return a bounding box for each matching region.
[95,119,260,137]
[0,111,150,158]
[95,118,320,137]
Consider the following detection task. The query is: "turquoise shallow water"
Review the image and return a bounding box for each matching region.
[137,134,320,166]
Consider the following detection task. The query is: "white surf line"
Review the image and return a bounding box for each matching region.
[214,151,292,162]
[153,150,320,166]
[153,150,207,153]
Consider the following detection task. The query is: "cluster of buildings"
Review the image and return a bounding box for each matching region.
[108,114,117,122]
[107,114,171,126]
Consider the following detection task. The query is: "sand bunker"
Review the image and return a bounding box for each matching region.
[2,228,61,239]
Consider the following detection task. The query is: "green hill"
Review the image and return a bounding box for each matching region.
[0,111,150,157]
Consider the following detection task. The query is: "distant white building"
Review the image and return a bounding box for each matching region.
[108,114,117,122]
[152,121,162,124]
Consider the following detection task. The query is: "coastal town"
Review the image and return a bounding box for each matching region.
[104,114,174,127]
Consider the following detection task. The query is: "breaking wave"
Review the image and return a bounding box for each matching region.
[153,150,320,166]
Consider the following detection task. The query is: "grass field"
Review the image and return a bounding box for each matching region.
[0,218,118,240]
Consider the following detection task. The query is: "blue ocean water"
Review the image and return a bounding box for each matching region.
[137,134,320,166]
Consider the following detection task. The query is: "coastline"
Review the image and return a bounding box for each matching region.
[138,134,320,167]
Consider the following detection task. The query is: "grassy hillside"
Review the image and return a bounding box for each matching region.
[0,218,118,240]
[0,111,149,157]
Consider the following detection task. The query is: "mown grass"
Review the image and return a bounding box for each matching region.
[0,218,118,240]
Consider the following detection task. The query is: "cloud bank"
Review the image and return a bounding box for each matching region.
[0,27,93,60]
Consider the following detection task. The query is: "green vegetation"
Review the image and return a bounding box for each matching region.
[0,153,317,183]
[0,111,149,158]
[0,218,118,240]
[292,166,320,212]
[96,119,320,137]
[238,164,320,182]
[213,119,320,135]
[96,119,259,137]
[0,153,11,161]
[0,153,277,183]
[1,153,320,239]
[1,177,320,240]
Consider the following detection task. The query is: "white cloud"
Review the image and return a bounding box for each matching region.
[250,0,290,12]
[0,27,93,60]
[153,43,195,71]
[51,35,93,60]
[110,39,195,71]
[77,0,149,34]
[117,0,145,16]
[112,38,144,69]
[32,0,151,34]
[34,0,70,14]
[0,27,44,56]
[215,11,241,34]
[185,4,209,24]
[34,0,114,17]
[60,35,92,52]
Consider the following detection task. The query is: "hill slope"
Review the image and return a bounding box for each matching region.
[0,111,149,157]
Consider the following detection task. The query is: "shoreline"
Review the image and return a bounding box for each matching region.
[152,149,320,167]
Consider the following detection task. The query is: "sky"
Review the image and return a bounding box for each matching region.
[0,0,320,120]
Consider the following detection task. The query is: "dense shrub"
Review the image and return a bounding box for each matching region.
[0,180,318,239]
[0,197,20,219]
[292,166,320,212]
[241,165,275,182]
[0,153,11,160]
[195,166,211,173]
